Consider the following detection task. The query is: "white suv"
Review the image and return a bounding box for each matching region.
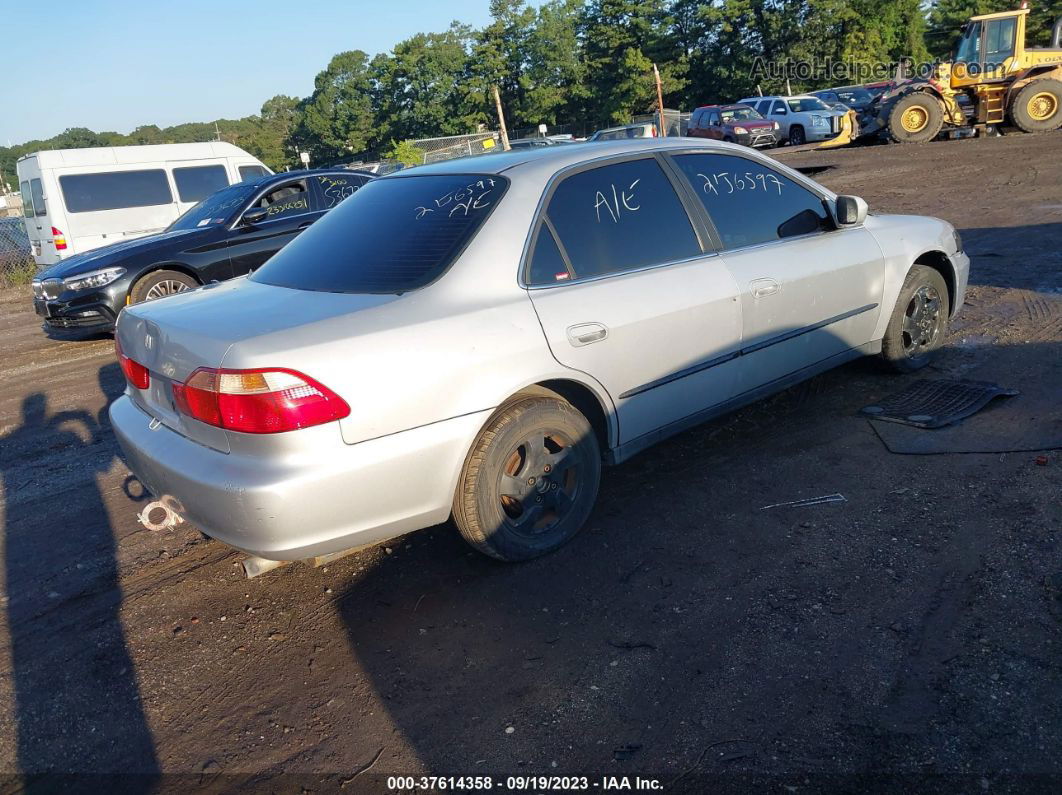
[738,95,846,145]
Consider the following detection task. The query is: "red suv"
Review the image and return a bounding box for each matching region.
[688,104,779,148]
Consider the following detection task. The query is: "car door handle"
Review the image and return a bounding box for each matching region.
[566,322,608,347]
[750,278,780,298]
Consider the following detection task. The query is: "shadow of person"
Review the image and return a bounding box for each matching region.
[1,382,159,778]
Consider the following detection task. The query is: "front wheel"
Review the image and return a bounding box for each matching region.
[129,269,198,304]
[881,265,951,372]
[887,93,945,143]
[453,396,601,561]
[788,125,806,146]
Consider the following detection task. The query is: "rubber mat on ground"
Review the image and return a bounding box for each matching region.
[860,379,1019,429]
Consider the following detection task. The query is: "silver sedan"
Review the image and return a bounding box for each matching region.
[110,139,969,564]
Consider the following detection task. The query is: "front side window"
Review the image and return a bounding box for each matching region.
[787,97,831,112]
[172,164,229,203]
[672,153,831,250]
[955,22,982,65]
[541,158,700,282]
[20,181,33,217]
[708,112,721,125]
[252,174,506,293]
[253,180,313,220]
[771,100,786,115]
[239,164,269,181]
[60,169,172,213]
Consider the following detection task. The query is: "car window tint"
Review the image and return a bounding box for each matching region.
[316,173,365,210]
[172,164,229,203]
[771,100,786,114]
[20,181,33,217]
[546,158,700,279]
[238,164,269,181]
[252,174,506,293]
[30,179,46,217]
[256,181,311,219]
[672,153,831,250]
[59,169,172,213]
[527,225,571,286]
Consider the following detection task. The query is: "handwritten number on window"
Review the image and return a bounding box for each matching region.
[696,171,783,197]
[416,178,496,220]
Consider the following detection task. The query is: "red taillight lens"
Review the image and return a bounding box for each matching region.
[115,338,150,389]
[172,367,350,434]
[51,227,67,251]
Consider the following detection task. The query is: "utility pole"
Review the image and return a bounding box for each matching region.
[786,77,792,96]
[653,63,667,137]
[492,85,511,151]
[214,121,221,142]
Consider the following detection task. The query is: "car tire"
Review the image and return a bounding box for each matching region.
[788,125,806,145]
[887,93,944,143]
[1008,78,1062,133]
[881,264,950,373]
[128,269,198,304]
[453,396,601,562]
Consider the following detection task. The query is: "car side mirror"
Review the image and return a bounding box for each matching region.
[835,195,868,226]
[776,108,787,115]
[241,207,268,226]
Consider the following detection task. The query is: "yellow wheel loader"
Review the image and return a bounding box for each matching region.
[820,5,1062,148]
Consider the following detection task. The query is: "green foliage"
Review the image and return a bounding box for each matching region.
[385,139,428,166]
[4,0,1055,176]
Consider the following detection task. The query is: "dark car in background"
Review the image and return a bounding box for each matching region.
[812,86,875,112]
[688,104,779,148]
[30,169,372,337]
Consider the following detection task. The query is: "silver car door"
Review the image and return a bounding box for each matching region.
[668,151,884,395]
[525,156,743,445]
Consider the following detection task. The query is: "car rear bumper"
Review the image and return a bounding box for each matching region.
[110,395,491,560]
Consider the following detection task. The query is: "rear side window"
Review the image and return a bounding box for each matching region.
[527,225,572,285]
[172,164,229,203]
[20,181,33,217]
[239,164,269,181]
[252,174,506,293]
[672,153,831,249]
[30,179,46,217]
[316,173,367,210]
[60,170,172,213]
[542,158,700,281]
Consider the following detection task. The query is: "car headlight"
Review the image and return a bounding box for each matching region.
[773,121,779,130]
[31,279,43,299]
[62,266,126,292]
[733,126,747,134]
[812,115,828,127]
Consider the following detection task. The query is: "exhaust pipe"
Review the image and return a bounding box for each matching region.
[138,498,184,531]
[1052,16,1062,49]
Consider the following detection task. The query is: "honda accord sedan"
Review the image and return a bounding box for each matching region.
[110,139,969,564]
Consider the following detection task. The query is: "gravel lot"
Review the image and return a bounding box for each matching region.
[0,133,1059,791]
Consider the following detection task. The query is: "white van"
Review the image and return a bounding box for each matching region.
[17,142,271,266]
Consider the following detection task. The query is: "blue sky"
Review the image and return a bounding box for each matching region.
[0,0,507,146]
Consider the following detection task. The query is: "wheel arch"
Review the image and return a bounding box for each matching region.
[912,249,957,317]
[127,262,202,298]
[1006,65,1062,98]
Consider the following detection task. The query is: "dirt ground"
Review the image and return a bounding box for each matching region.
[0,133,1059,792]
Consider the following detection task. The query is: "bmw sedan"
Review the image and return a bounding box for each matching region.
[110,139,969,566]
[30,169,371,337]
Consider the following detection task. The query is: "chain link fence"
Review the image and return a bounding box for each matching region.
[411,132,502,164]
[1,202,35,288]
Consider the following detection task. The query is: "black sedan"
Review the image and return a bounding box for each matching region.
[30,168,372,337]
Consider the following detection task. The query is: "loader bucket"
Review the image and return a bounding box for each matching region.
[818,109,859,149]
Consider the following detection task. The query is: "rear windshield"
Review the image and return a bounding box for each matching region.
[251,174,507,293]
[20,181,33,217]
[167,183,256,231]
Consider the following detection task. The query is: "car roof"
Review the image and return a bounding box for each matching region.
[695,104,751,110]
[247,167,374,188]
[390,138,740,182]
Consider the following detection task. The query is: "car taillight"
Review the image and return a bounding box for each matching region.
[115,338,150,389]
[51,227,67,251]
[172,367,350,434]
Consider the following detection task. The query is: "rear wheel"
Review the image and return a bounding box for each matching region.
[887,93,944,143]
[881,265,950,372]
[129,269,198,304]
[788,125,806,145]
[453,396,601,561]
[1009,78,1062,133]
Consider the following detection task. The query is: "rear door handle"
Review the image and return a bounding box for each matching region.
[566,322,608,347]
[750,277,780,298]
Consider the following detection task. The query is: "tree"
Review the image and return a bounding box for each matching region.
[290,51,375,164]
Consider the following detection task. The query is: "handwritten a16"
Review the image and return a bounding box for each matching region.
[697,171,783,196]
